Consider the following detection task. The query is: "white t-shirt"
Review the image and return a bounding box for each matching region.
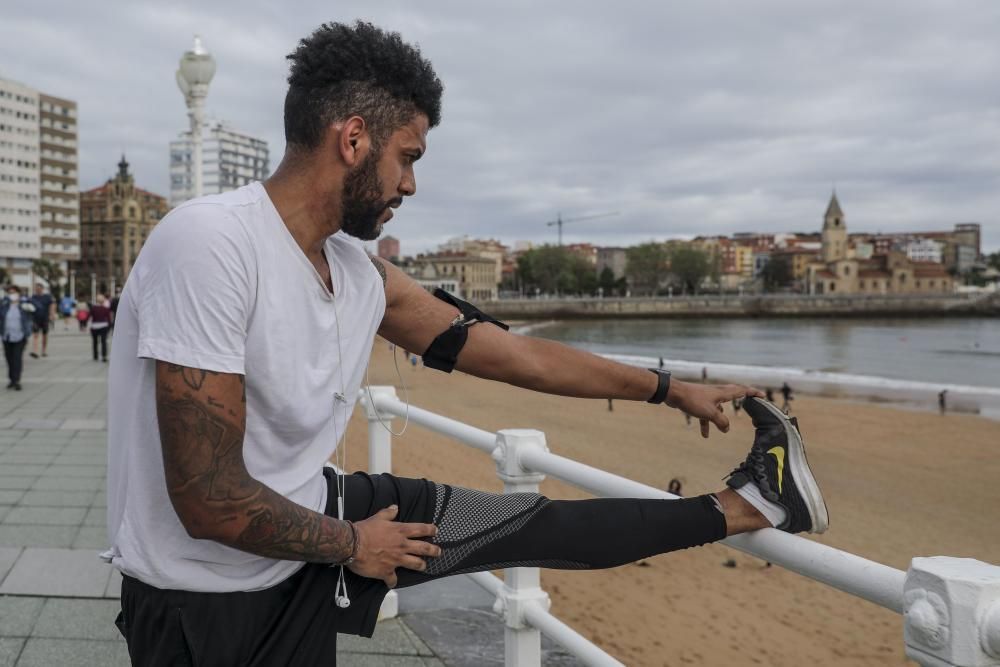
[105,182,385,592]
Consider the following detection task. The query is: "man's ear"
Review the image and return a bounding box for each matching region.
[336,115,370,167]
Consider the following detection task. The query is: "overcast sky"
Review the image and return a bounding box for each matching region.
[3,1,998,253]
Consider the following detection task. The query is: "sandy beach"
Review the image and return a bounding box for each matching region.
[341,341,1000,666]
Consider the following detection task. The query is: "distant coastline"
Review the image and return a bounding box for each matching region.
[487,291,1000,320]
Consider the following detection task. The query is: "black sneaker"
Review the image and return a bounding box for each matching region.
[726,396,829,534]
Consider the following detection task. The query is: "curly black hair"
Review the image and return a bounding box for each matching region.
[284,21,443,151]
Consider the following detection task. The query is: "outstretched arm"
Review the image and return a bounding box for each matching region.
[373,257,761,436]
[155,361,440,587]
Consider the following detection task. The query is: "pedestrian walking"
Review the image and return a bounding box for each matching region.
[658,357,665,370]
[76,301,90,332]
[29,283,54,359]
[938,390,947,415]
[89,294,111,362]
[765,387,774,403]
[2,285,35,390]
[59,293,76,331]
[110,286,122,333]
[781,382,793,414]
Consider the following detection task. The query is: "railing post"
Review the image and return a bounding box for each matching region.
[492,429,551,667]
[903,557,1000,667]
[360,385,399,619]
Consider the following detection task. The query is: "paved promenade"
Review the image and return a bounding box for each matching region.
[0,330,455,666]
[0,330,582,666]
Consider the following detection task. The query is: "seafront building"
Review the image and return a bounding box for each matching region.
[0,78,40,286]
[76,156,168,294]
[0,77,79,288]
[805,194,954,295]
[169,120,269,207]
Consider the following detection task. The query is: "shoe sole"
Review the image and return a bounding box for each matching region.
[756,398,829,534]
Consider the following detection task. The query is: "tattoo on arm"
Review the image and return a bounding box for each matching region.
[370,255,387,287]
[157,363,353,563]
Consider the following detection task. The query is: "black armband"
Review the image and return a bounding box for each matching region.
[423,289,509,373]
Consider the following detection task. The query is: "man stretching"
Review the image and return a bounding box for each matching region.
[106,22,828,665]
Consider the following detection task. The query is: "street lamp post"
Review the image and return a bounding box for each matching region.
[176,35,216,199]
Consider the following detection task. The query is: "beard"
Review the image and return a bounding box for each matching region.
[340,151,399,241]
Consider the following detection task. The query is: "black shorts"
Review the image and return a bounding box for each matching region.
[117,470,436,667]
[32,320,49,334]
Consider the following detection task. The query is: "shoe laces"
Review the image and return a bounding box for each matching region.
[727,446,769,487]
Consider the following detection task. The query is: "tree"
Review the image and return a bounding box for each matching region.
[516,245,598,296]
[668,246,711,294]
[760,256,792,292]
[31,259,64,299]
[988,251,1000,271]
[598,266,617,295]
[626,243,669,295]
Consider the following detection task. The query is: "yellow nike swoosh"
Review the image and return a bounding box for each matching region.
[767,446,785,494]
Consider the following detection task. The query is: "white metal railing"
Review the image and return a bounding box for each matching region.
[359,386,1000,667]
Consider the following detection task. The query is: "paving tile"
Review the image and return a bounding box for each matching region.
[5,444,64,455]
[337,656,441,666]
[59,419,106,431]
[82,508,105,527]
[0,479,34,492]
[50,455,104,467]
[3,507,87,526]
[0,509,8,524]
[16,638,130,667]
[30,477,102,492]
[44,465,106,479]
[0,466,47,478]
[0,637,25,667]
[0,525,78,549]
[0,548,20,584]
[72,527,108,550]
[339,619,425,656]
[0,453,53,465]
[0,418,17,429]
[32,598,122,640]
[12,420,62,430]
[0,548,112,597]
[104,569,121,599]
[17,491,95,508]
[0,596,44,636]
[0,493,20,506]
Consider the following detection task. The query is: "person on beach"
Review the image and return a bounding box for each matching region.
[2,285,34,391]
[938,389,948,414]
[29,283,54,359]
[781,381,794,413]
[106,22,829,665]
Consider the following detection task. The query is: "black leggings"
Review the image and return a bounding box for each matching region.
[91,327,108,360]
[117,472,727,666]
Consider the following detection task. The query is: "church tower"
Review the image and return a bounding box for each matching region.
[821,192,847,263]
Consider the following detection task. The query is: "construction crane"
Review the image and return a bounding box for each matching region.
[545,211,619,246]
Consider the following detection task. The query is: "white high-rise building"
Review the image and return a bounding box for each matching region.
[169,120,269,207]
[0,77,41,287]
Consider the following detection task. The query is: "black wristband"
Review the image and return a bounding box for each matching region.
[647,369,671,404]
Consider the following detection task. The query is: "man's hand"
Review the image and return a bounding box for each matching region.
[666,380,764,438]
[348,505,441,588]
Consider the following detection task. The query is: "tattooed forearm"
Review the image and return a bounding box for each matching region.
[369,255,387,286]
[156,362,353,563]
[165,363,221,391]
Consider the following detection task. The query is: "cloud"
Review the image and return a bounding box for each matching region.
[2,0,997,253]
